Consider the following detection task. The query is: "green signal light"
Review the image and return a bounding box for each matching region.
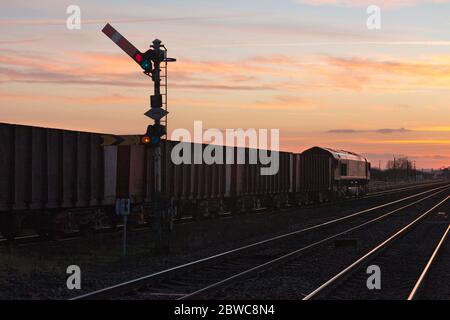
[141,60,151,70]
[151,136,160,145]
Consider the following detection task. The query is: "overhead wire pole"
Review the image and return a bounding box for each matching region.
[414,160,417,182]
[393,156,397,183]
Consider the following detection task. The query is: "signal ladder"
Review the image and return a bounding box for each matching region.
[160,47,168,139]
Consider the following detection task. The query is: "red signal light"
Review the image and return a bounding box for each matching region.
[134,53,142,63]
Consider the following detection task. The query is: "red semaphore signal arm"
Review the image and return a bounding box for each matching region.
[102,23,143,65]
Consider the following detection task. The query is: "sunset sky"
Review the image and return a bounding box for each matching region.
[1,0,450,168]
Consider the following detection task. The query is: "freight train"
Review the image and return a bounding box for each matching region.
[0,123,370,240]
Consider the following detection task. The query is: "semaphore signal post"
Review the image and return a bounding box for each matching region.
[101,23,176,252]
[101,23,176,146]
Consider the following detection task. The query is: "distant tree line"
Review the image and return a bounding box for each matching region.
[438,167,450,180]
[370,157,435,182]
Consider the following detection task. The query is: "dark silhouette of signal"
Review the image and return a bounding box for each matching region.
[102,23,176,147]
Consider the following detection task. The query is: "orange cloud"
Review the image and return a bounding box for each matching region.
[376,139,450,144]
[0,92,140,105]
[317,55,450,91]
[4,48,450,93]
[415,126,450,132]
[0,49,307,94]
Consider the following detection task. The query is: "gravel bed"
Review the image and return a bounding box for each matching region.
[209,192,450,300]
[0,185,446,299]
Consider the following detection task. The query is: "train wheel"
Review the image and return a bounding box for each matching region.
[79,223,95,237]
[168,211,174,232]
[108,216,118,232]
[37,229,50,240]
[192,210,204,221]
[206,206,218,219]
[1,213,22,242]
[2,230,17,242]
[48,216,65,240]
[165,206,175,232]
[238,199,248,215]
[175,203,184,220]
[161,199,175,232]
[36,212,54,240]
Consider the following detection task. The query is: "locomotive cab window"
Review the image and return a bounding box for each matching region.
[340,163,348,176]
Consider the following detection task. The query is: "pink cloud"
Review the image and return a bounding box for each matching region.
[294,0,450,8]
[3,48,450,94]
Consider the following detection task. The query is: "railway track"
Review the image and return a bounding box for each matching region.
[2,181,446,247]
[408,224,450,300]
[365,180,446,198]
[303,197,450,300]
[71,183,450,300]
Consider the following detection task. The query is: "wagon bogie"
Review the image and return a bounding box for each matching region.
[0,212,23,241]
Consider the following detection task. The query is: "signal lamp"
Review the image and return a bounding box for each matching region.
[141,136,151,144]
[134,53,142,63]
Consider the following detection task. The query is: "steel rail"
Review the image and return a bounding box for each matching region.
[303,196,450,300]
[179,188,449,300]
[366,181,446,197]
[70,186,449,300]
[407,223,450,300]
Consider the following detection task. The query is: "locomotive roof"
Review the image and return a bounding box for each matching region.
[302,146,368,162]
